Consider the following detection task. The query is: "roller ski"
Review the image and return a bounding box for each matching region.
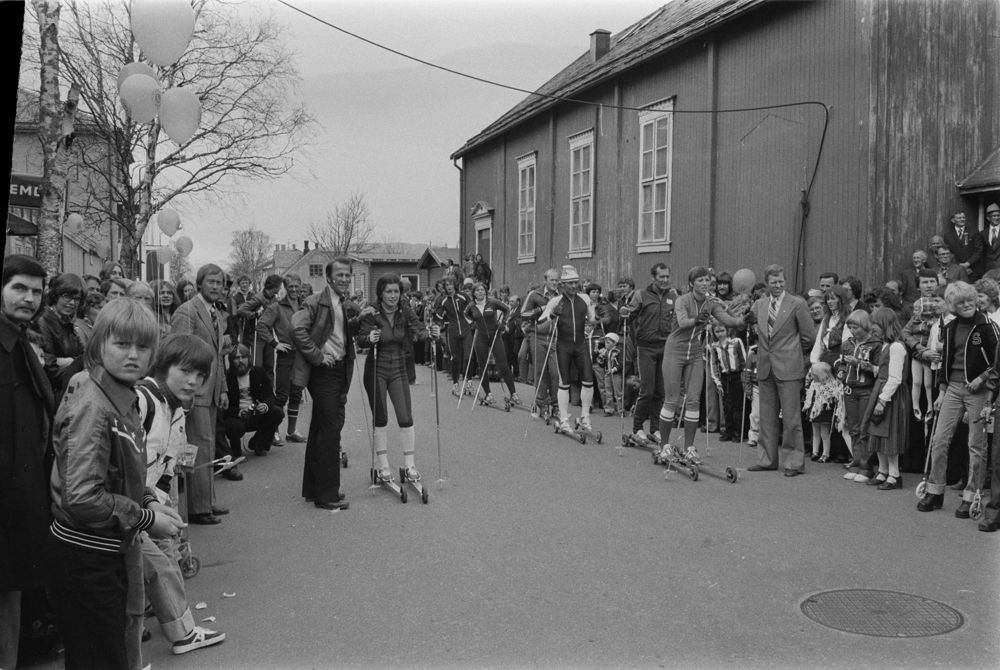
[370,466,407,503]
[554,418,586,444]
[477,392,510,412]
[543,406,560,426]
[619,429,659,455]
[573,416,603,443]
[505,393,530,412]
[652,443,699,481]
[399,467,429,504]
[682,446,737,483]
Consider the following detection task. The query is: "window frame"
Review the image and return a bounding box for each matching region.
[400,273,420,292]
[568,129,595,259]
[516,151,537,265]
[637,98,674,254]
[309,263,324,278]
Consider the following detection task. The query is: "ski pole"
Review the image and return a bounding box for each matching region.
[456,327,475,410]
[472,313,504,411]
[431,337,444,484]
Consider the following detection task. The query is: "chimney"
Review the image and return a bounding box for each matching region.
[292,243,297,250]
[275,244,279,252]
[590,29,610,62]
[304,240,310,253]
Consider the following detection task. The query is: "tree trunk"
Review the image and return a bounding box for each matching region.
[121,120,160,279]
[34,0,80,276]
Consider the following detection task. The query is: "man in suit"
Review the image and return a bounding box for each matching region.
[292,258,374,510]
[897,249,929,307]
[980,204,1000,274]
[171,263,230,524]
[223,344,284,458]
[942,211,982,279]
[747,264,816,476]
[934,246,970,285]
[0,255,54,670]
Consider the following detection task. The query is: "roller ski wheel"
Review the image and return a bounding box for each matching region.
[370,467,408,503]
[915,479,929,499]
[971,493,984,520]
[180,555,200,579]
[725,467,738,483]
[573,418,603,444]
[399,467,430,504]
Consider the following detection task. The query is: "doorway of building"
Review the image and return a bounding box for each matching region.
[477,228,491,269]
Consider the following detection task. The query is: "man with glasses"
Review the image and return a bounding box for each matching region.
[223,344,284,459]
[942,211,982,280]
[33,273,86,400]
[934,246,970,286]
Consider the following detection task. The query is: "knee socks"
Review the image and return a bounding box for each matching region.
[287,403,299,435]
[401,426,415,469]
[374,427,389,470]
[580,383,593,418]
[558,386,570,423]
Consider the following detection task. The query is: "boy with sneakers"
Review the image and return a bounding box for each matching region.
[136,334,226,656]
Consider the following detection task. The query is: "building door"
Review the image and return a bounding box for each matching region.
[477,228,491,268]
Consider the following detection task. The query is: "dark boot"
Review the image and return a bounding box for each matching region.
[917,493,944,512]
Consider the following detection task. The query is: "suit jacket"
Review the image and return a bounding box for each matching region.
[170,296,226,407]
[942,227,983,276]
[291,286,362,388]
[982,225,1000,273]
[753,292,816,382]
[897,266,926,305]
[224,366,278,420]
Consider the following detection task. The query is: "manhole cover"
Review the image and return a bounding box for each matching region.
[801,589,964,637]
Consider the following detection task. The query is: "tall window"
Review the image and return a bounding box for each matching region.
[517,152,536,263]
[568,129,594,258]
[637,99,673,252]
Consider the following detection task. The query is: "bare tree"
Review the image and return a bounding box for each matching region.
[306,192,376,257]
[375,231,406,255]
[170,249,192,283]
[31,0,81,275]
[228,225,273,288]
[21,0,317,278]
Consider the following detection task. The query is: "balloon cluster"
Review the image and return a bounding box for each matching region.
[117,0,201,144]
[155,208,193,261]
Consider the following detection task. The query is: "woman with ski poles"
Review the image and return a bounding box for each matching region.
[433,274,474,396]
[656,266,746,463]
[358,274,440,484]
[464,282,520,406]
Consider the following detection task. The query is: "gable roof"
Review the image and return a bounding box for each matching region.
[451,0,767,160]
[958,145,1000,194]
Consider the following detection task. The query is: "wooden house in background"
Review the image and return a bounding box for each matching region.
[451,0,999,294]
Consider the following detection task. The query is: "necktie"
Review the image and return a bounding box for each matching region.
[768,297,778,336]
[210,308,219,336]
[992,226,998,246]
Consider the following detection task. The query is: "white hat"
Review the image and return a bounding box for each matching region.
[560,265,579,282]
[605,332,619,344]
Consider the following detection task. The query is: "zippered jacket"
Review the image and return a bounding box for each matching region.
[936,311,999,394]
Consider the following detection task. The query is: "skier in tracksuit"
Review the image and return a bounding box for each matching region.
[537,265,598,432]
[433,275,474,396]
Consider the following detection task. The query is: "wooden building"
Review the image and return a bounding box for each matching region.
[451,0,1000,294]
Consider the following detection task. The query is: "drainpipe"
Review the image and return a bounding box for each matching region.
[454,158,465,255]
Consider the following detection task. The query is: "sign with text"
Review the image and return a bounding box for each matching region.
[9,173,42,208]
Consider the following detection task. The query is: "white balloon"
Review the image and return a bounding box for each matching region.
[174,236,193,257]
[159,87,201,145]
[117,62,158,94]
[130,0,196,68]
[96,241,112,260]
[65,213,84,233]
[156,246,173,265]
[157,208,181,237]
[119,74,161,124]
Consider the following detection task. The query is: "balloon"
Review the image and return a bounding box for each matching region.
[117,62,158,94]
[174,236,193,257]
[130,0,196,68]
[155,246,173,265]
[157,208,181,237]
[119,73,161,124]
[159,87,201,145]
[65,213,84,233]
[732,268,757,295]
[95,241,112,259]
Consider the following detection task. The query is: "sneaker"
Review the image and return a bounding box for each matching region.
[604,407,616,416]
[844,470,859,480]
[272,435,285,447]
[634,429,650,443]
[510,393,521,405]
[452,383,461,396]
[286,432,306,443]
[656,445,675,462]
[377,467,393,483]
[853,472,871,483]
[652,431,662,443]
[531,406,541,419]
[558,419,573,433]
[747,440,758,448]
[404,467,421,482]
[579,416,593,431]
[482,393,495,405]
[464,381,475,396]
[684,446,703,464]
[172,626,225,655]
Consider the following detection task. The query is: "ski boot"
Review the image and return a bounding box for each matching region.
[464,380,475,396]
[578,415,593,432]
[510,393,521,406]
[376,467,393,483]
[654,443,676,464]
[451,382,461,397]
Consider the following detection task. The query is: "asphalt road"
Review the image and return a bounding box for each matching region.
[25,358,1000,670]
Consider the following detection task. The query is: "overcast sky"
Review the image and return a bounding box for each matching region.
[179,0,666,269]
